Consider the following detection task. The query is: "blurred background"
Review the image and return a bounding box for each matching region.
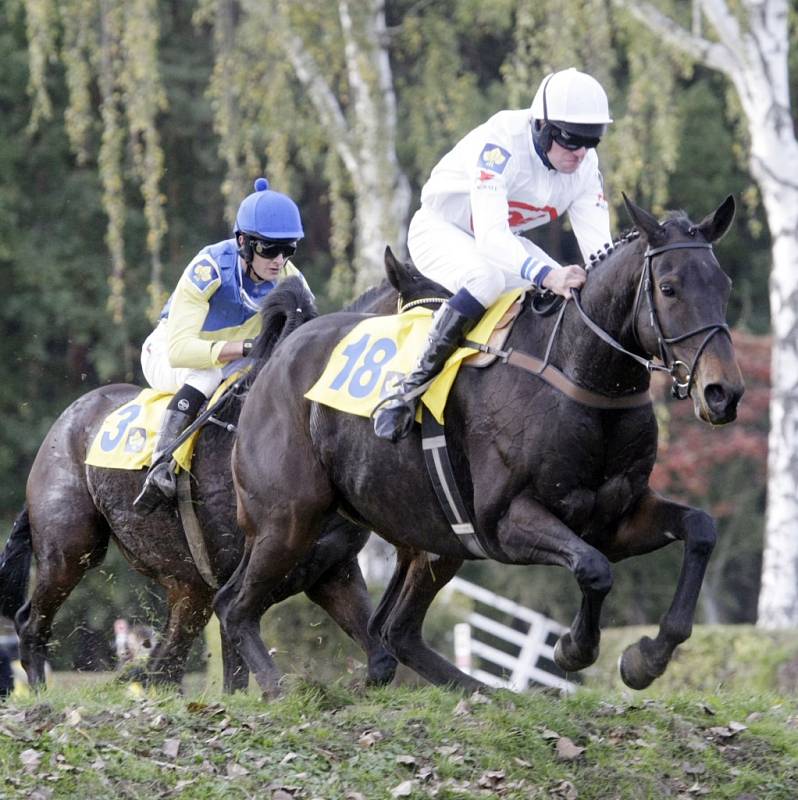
[0,0,793,682]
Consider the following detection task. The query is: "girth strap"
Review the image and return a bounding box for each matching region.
[176,471,219,589]
[421,410,490,559]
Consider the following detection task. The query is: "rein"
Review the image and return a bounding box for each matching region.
[499,239,729,405]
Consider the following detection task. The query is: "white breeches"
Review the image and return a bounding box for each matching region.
[140,321,222,398]
[407,205,556,308]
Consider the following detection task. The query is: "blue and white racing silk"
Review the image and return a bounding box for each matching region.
[159,238,307,370]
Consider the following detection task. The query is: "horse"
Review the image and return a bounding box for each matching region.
[0,278,398,692]
[214,195,745,696]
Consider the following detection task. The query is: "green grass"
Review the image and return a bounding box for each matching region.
[1,677,797,799]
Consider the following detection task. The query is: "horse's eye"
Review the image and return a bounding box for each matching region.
[659,283,675,297]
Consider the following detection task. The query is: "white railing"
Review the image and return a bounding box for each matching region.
[446,576,576,693]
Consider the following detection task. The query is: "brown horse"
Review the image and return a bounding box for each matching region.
[214,195,745,696]
[0,278,397,691]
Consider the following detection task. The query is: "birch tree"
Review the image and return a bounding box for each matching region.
[206,0,411,293]
[614,0,798,628]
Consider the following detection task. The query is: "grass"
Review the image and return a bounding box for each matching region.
[1,676,797,799]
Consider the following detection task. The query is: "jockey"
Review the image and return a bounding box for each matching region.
[134,177,308,513]
[374,67,613,442]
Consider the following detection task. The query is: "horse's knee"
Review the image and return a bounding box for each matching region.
[574,550,612,595]
[684,511,716,557]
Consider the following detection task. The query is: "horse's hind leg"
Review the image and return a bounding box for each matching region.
[145,580,214,686]
[606,489,716,690]
[376,548,479,689]
[304,554,397,686]
[18,509,110,688]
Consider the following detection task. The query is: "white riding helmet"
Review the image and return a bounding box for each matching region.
[531,68,612,140]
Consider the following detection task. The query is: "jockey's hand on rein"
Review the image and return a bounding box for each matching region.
[542,264,587,299]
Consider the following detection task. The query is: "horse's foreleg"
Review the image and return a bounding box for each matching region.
[305,556,397,686]
[495,495,613,673]
[145,581,213,686]
[219,623,249,693]
[608,489,716,690]
[214,523,323,699]
[376,550,478,689]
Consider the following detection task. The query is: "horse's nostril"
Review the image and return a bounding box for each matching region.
[704,383,739,416]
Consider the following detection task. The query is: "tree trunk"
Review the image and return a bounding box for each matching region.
[280,0,411,289]
[614,0,798,628]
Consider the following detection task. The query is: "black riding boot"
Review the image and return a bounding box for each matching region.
[373,301,476,442]
[133,408,195,514]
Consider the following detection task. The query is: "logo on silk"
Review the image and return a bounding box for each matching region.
[477,143,511,174]
[124,428,146,453]
[507,201,558,228]
[189,259,220,291]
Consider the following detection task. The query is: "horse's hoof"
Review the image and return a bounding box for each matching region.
[366,651,398,686]
[619,638,661,690]
[554,633,598,673]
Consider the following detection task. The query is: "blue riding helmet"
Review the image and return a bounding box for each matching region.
[234,177,304,241]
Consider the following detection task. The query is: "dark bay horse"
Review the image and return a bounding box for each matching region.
[216,196,745,696]
[0,279,397,691]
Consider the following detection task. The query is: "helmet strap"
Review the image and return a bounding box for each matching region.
[531,120,555,170]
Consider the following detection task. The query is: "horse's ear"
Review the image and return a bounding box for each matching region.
[696,194,735,243]
[622,192,666,245]
[384,246,402,291]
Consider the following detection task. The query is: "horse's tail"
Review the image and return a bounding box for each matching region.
[250,276,318,361]
[0,506,32,620]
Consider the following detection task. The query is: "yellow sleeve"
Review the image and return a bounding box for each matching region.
[166,259,226,369]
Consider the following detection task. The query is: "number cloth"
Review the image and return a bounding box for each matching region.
[305,289,524,423]
[85,373,241,471]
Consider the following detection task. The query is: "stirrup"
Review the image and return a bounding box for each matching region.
[133,462,177,514]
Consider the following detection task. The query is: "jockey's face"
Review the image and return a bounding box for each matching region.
[547,138,587,173]
[249,250,285,282]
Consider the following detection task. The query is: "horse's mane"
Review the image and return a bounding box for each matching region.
[345,280,394,313]
[249,276,317,361]
[208,277,317,423]
[584,228,641,275]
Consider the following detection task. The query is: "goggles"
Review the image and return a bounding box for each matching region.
[552,126,601,151]
[250,238,297,260]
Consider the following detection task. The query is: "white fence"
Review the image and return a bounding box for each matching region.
[445,577,576,693]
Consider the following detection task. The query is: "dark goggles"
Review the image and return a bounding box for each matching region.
[552,126,601,151]
[250,238,297,260]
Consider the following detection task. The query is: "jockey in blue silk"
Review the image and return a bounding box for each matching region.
[134,178,308,513]
[373,68,614,442]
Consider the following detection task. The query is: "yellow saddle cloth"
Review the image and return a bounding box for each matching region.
[85,374,239,471]
[305,289,524,423]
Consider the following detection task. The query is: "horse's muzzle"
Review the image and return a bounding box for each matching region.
[695,379,744,425]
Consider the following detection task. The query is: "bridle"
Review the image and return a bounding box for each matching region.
[569,240,732,399]
[634,240,731,398]
[570,239,731,399]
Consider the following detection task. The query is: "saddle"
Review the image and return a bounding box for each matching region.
[461,292,526,368]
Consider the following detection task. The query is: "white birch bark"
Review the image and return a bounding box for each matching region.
[613,0,798,627]
[276,0,411,290]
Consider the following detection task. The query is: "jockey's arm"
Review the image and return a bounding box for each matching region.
[166,277,245,368]
[567,160,612,264]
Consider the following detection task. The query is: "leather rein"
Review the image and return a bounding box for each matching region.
[486,239,731,408]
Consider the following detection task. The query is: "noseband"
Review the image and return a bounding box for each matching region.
[571,240,731,400]
[631,241,731,399]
